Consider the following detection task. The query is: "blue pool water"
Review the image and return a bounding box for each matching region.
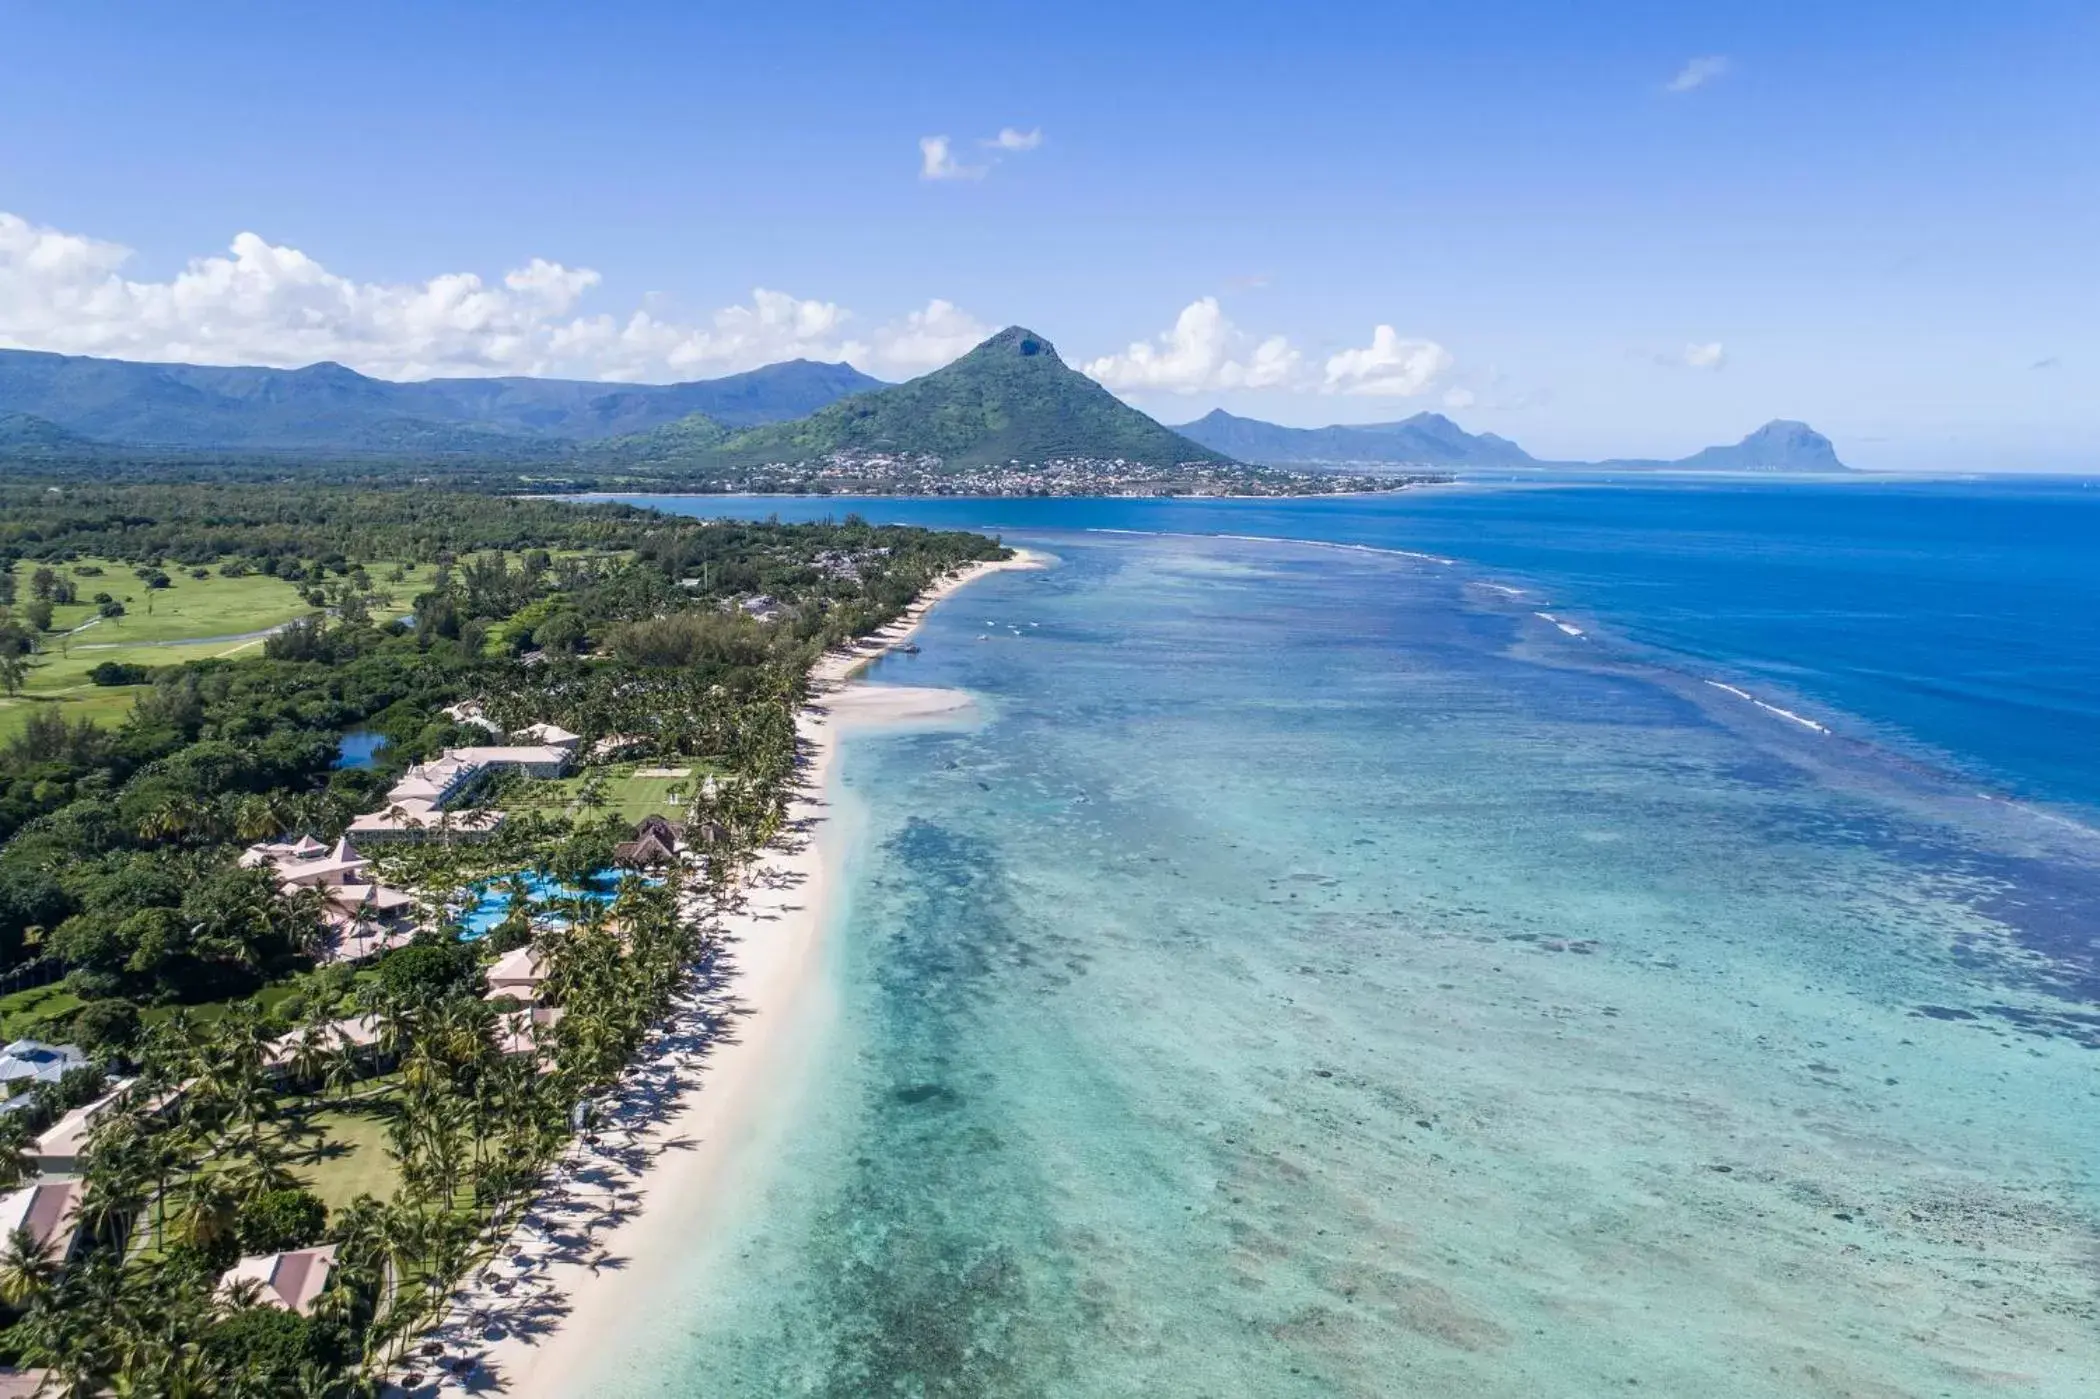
[566,481,2100,1396]
[458,870,621,938]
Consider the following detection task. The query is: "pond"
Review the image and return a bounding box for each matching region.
[333,730,389,770]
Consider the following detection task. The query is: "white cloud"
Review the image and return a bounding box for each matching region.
[918,135,987,182]
[1443,387,1477,410]
[1680,341,1726,369]
[1082,297,1301,394]
[1086,299,1455,400]
[865,298,995,375]
[0,209,987,382]
[921,127,1043,180]
[1322,326,1454,397]
[1665,55,1730,93]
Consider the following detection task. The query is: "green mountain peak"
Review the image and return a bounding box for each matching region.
[600,326,1230,472]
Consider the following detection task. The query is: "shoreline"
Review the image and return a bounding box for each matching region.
[440,548,1046,1397]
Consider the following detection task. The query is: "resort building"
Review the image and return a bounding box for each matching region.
[220,1245,339,1314]
[441,700,501,733]
[240,835,417,960]
[483,946,549,1002]
[32,1083,129,1176]
[512,721,581,752]
[344,726,574,844]
[33,1081,187,1177]
[0,1180,85,1264]
[0,1041,88,1094]
[449,743,574,779]
[493,1004,564,1061]
[614,815,684,870]
[263,1014,385,1074]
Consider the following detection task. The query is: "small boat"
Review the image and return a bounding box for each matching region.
[897,642,921,654]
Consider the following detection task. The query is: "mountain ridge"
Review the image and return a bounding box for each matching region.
[0,348,883,453]
[1174,408,1539,468]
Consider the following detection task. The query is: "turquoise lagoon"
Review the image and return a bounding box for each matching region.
[580,496,2100,1397]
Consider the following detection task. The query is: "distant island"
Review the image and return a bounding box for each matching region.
[1173,408,1852,474]
[0,334,1848,490]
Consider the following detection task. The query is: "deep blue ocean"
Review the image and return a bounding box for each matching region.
[608,475,2100,817]
[574,478,2100,1397]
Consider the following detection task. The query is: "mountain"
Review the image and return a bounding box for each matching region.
[0,411,95,454]
[0,348,882,452]
[609,327,1230,470]
[1607,419,1849,473]
[1174,408,1537,468]
[1174,409,1851,473]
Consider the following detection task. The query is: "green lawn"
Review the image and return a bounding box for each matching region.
[286,1098,404,1212]
[45,561,314,646]
[506,762,715,824]
[0,557,441,743]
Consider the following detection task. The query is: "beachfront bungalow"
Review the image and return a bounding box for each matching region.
[0,1180,85,1265]
[492,1005,564,1060]
[614,815,684,870]
[483,946,549,1003]
[220,1245,338,1315]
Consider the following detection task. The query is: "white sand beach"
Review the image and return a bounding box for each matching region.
[426,549,1045,1397]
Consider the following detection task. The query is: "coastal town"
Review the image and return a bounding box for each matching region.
[607,448,1450,498]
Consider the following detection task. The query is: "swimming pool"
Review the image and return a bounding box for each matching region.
[457,870,622,938]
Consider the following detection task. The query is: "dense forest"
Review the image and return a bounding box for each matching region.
[0,482,1004,1393]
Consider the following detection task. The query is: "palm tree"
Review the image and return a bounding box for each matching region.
[175,1173,239,1254]
[287,1007,337,1092]
[0,1223,58,1306]
[0,1115,36,1193]
[231,794,285,843]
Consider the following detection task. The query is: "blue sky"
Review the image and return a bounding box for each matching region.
[1,0,2096,468]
